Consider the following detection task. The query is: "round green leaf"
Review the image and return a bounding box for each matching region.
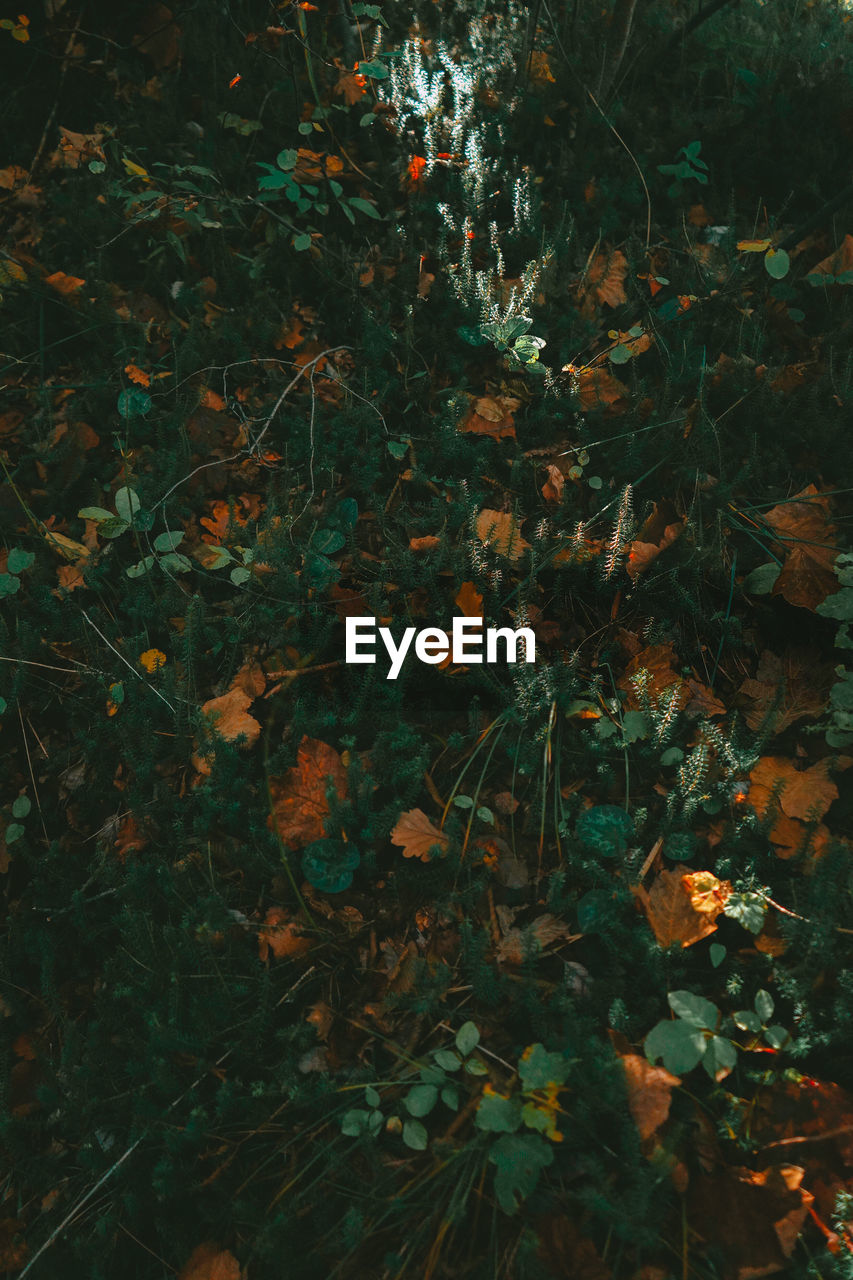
[455,1021,480,1057]
[576,805,634,858]
[11,795,31,819]
[6,548,35,574]
[404,1084,438,1117]
[402,1119,428,1150]
[663,831,696,862]
[301,838,360,894]
[764,248,790,280]
[114,487,141,522]
[116,389,152,418]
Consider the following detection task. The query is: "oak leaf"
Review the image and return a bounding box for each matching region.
[178,1242,243,1280]
[267,737,348,849]
[475,509,530,561]
[633,866,731,949]
[619,1052,681,1140]
[390,809,449,862]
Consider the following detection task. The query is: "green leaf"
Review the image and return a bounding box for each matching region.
[576,805,634,858]
[360,112,376,127]
[312,528,345,555]
[764,1025,791,1050]
[724,891,767,934]
[817,589,853,620]
[702,1035,737,1081]
[276,149,298,171]
[418,1065,445,1086]
[0,574,21,597]
[464,1057,488,1076]
[230,566,252,586]
[7,548,35,574]
[734,1010,762,1033]
[754,989,774,1022]
[100,516,130,539]
[126,556,156,578]
[661,747,684,766]
[455,1021,480,1057]
[11,796,30,819]
[667,990,719,1030]
[402,1119,428,1150]
[644,1018,706,1075]
[114,487,141,522]
[159,552,192,573]
[364,1086,381,1108]
[518,1043,571,1091]
[0,698,6,715]
[5,823,25,845]
[293,233,312,252]
[341,1108,381,1137]
[488,1134,553,1215]
[203,544,234,570]
[116,389,152,418]
[709,943,726,968]
[301,838,360,894]
[475,1091,522,1133]
[404,1085,438,1117]
[742,562,782,594]
[453,795,474,809]
[348,197,383,220]
[433,1049,461,1072]
[441,1085,459,1111]
[356,59,389,79]
[457,325,490,346]
[621,710,649,742]
[576,889,612,934]
[663,831,696,862]
[153,530,185,553]
[609,344,632,365]
[764,249,790,279]
[78,506,114,522]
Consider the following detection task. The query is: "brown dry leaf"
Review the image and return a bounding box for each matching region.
[626,502,685,581]
[620,1053,681,1140]
[542,463,565,503]
[178,1242,243,1280]
[459,393,520,441]
[584,247,628,308]
[42,528,90,563]
[496,913,572,965]
[475,509,530,562]
[0,1218,28,1272]
[762,485,838,611]
[688,1165,813,1280]
[134,3,182,69]
[45,271,85,295]
[54,563,86,593]
[54,127,105,169]
[455,580,484,616]
[200,688,261,749]
[688,204,713,227]
[257,907,312,963]
[526,50,556,85]
[809,233,853,280]
[114,813,147,860]
[738,649,831,734]
[229,659,266,700]
[633,866,731,949]
[574,366,630,412]
[390,808,449,862]
[748,756,838,822]
[0,165,28,188]
[200,498,251,543]
[409,535,441,552]
[334,61,368,106]
[267,737,348,849]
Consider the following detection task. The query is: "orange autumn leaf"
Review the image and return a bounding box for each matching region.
[475,509,530,562]
[406,155,427,184]
[455,580,484,617]
[139,647,167,673]
[200,498,250,543]
[574,366,629,412]
[199,388,226,411]
[45,271,85,295]
[55,563,86,593]
[334,62,368,106]
[229,659,266,700]
[200,688,261,749]
[748,756,838,822]
[390,809,449,862]
[809,233,853,280]
[761,485,838,611]
[124,363,150,387]
[257,907,312,963]
[496,913,573,965]
[178,1242,243,1280]
[459,393,520,441]
[409,535,441,552]
[526,50,556,85]
[619,1052,681,1140]
[267,737,348,849]
[584,247,628,308]
[114,813,147,860]
[633,866,731,949]
[688,204,713,227]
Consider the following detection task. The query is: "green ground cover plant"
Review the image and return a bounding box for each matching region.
[3,1,853,1277]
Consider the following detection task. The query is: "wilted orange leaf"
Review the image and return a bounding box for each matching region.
[45,271,85,295]
[475,509,530,561]
[633,866,731,949]
[619,1053,681,1140]
[200,688,261,748]
[139,648,167,673]
[390,809,449,862]
[409,535,441,552]
[455,580,484,616]
[178,1242,243,1280]
[267,737,348,849]
[257,907,312,963]
[124,363,150,387]
[334,61,368,106]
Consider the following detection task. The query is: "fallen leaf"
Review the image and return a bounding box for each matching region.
[475,509,530,562]
[409,535,441,552]
[541,463,565,503]
[496,913,573,965]
[139,648,167,673]
[809,233,853,280]
[455,580,484,616]
[687,1164,813,1280]
[114,813,147,859]
[124,363,150,387]
[459,394,520,440]
[54,127,105,169]
[54,563,86,593]
[626,501,685,581]
[761,485,838,611]
[748,756,838,822]
[229,659,266,699]
[619,1053,681,1140]
[390,808,449,862]
[199,688,261,750]
[257,907,312,963]
[334,60,368,106]
[633,866,731,949]
[178,1242,243,1280]
[134,3,181,69]
[42,528,90,562]
[738,649,832,734]
[574,366,630,412]
[526,50,556,85]
[45,271,85,295]
[267,737,348,848]
[584,247,628,308]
